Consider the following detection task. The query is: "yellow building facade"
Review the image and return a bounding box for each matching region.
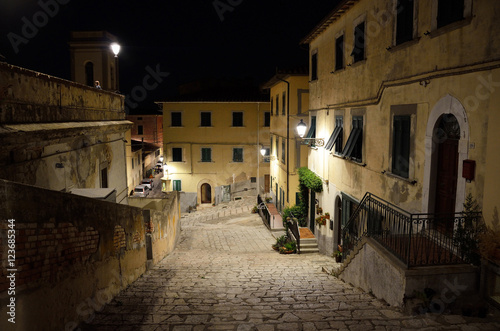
[301,0,500,254]
[262,72,310,212]
[160,101,270,207]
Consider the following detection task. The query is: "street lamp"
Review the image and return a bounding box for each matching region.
[296,119,325,147]
[260,145,267,156]
[296,119,307,138]
[110,43,120,91]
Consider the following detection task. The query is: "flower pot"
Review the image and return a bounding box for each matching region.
[335,256,342,263]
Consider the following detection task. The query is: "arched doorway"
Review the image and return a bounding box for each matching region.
[432,114,460,232]
[201,183,212,204]
[423,95,469,216]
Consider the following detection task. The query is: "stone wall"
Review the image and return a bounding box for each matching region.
[339,238,479,307]
[0,62,124,124]
[0,179,180,331]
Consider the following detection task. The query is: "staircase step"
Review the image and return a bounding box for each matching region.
[300,243,318,249]
[300,247,319,254]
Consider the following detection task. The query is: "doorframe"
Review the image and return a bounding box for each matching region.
[197,179,215,205]
[422,94,469,214]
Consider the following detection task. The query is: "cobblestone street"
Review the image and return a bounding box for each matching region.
[82,201,500,330]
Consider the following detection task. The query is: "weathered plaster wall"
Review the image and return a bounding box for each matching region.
[0,62,124,124]
[0,62,132,203]
[339,239,479,307]
[0,179,180,331]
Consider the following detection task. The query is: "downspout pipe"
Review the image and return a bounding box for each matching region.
[277,76,290,204]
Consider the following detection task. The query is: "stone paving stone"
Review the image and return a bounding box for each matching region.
[80,198,500,330]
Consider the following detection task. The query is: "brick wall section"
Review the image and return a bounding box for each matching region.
[0,179,180,331]
[0,222,99,292]
[113,225,126,255]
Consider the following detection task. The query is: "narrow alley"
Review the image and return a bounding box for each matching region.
[81,201,500,330]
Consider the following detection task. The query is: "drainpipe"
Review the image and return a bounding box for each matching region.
[277,76,290,204]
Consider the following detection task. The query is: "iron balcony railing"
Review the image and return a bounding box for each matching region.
[341,192,482,268]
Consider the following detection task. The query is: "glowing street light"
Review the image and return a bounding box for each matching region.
[296,119,307,138]
[110,43,121,57]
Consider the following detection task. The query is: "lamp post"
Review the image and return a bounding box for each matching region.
[296,119,325,147]
[110,42,120,91]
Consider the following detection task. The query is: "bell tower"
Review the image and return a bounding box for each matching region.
[69,31,120,91]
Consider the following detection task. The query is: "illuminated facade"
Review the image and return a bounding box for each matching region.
[159,100,270,206]
[301,0,500,255]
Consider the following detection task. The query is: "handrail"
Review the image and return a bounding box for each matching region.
[286,212,300,254]
[341,192,482,267]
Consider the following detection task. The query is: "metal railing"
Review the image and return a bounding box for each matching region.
[285,215,301,254]
[341,193,482,267]
[257,195,272,229]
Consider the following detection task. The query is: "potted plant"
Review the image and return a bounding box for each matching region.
[334,250,342,263]
[324,212,330,219]
[317,206,323,215]
[272,235,287,251]
[279,241,297,254]
[315,216,326,226]
[334,244,343,262]
[252,205,258,213]
[265,197,272,203]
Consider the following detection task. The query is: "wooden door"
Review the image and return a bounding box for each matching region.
[434,138,459,232]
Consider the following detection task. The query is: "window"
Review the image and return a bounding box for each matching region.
[201,148,212,162]
[264,112,270,127]
[85,62,94,87]
[137,155,141,164]
[437,0,464,28]
[233,148,243,162]
[352,22,365,63]
[270,98,273,116]
[200,112,211,127]
[311,53,318,81]
[275,95,279,116]
[306,116,316,140]
[282,92,286,115]
[342,116,363,162]
[281,139,286,164]
[392,116,411,178]
[137,125,143,135]
[263,148,270,163]
[396,0,414,45]
[132,158,134,169]
[271,136,274,155]
[100,167,108,188]
[172,148,182,162]
[335,35,344,70]
[325,116,343,154]
[251,177,257,183]
[171,112,182,127]
[173,180,181,191]
[275,136,279,156]
[232,112,243,127]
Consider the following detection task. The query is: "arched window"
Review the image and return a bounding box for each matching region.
[85,62,94,87]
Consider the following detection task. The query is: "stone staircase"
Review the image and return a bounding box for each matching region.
[299,237,319,254]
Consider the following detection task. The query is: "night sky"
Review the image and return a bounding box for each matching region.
[0,0,339,111]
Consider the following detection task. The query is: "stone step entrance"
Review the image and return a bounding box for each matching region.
[299,228,319,254]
